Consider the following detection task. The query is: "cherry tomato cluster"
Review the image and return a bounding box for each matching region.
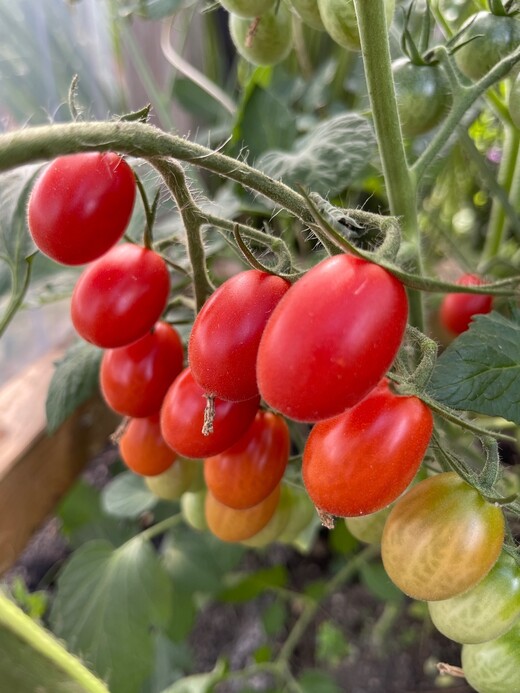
[28,152,519,691]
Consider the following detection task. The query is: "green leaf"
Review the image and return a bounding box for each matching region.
[45,340,103,433]
[161,527,244,595]
[253,644,273,663]
[50,538,173,693]
[233,86,297,160]
[329,519,358,556]
[0,591,108,693]
[0,166,40,334]
[101,472,158,518]
[359,563,404,604]
[141,634,193,693]
[298,669,341,693]
[261,599,288,637]
[172,78,230,124]
[164,589,197,644]
[159,659,228,693]
[10,578,48,621]
[427,311,520,424]
[315,621,351,667]
[257,114,376,196]
[218,566,288,603]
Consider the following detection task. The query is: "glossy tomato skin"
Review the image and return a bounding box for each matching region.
[204,411,289,510]
[381,472,505,601]
[302,387,433,517]
[317,0,395,50]
[257,254,408,422]
[145,459,197,500]
[160,368,260,459]
[189,270,290,402]
[428,551,520,644]
[71,244,170,348]
[119,414,177,476]
[455,12,520,82]
[439,274,492,335]
[392,59,451,137]
[462,621,520,693]
[28,153,136,266]
[205,484,280,543]
[100,321,184,418]
[229,6,293,67]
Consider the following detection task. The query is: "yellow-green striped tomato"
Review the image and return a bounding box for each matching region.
[462,622,520,693]
[145,459,197,501]
[229,5,293,67]
[181,488,208,532]
[317,0,395,51]
[381,472,505,601]
[278,487,315,543]
[242,484,292,547]
[428,551,520,644]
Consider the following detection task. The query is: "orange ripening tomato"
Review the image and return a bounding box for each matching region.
[204,411,290,509]
[119,414,177,476]
[381,472,505,601]
[205,485,281,543]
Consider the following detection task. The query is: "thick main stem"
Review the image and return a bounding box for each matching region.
[353,0,423,331]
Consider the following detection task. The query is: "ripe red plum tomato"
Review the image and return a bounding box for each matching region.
[160,368,260,459]
[71,244,170,348]
[100,321,184,417]
[204,411,289,510]
[189,269,290,402]
[257,254,408,422]
[381,472,505,601]
[302,386,433,517]
[27,152,136,265]
[439,273,493,335]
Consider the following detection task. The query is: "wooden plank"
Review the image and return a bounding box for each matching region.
[0,350,120,575]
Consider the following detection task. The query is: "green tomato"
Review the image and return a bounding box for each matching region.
[455,12,520,82]
[229,5,293,67]
[510,72,520,129]
[317,0,395,51]
[278,486,315,543]
[462,621,520,693]
[181,488,208,532]
[220,0,275,19]
[241,484,292,547]
[288,0,325,31]
[428,551,520,644]
[145,459,196,501]
[345,504,393,544]
[392,58,452,137]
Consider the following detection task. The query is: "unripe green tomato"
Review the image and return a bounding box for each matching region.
[181,488,208,532]
[393,59,452,137]
[278,487,315,543]
[220,0,275,19]
[288,0,325,31]
[229,5,293,66]
[428,551,520,644]
[317,0,395,51]
[510,72,520,129]
[455,12,520,82]
[145,459,196,500]
[462,621,520,693]
[242,484,292,547]
[345,504,393,544]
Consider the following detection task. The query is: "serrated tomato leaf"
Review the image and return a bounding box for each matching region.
[50,539,173,693]
[427,311,520,424]
[46,340,103,433]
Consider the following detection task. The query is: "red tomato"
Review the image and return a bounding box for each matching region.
[439,273,493,335]
[205,484,281,542]
[119,414,177,476]
[204,411,289,509]
[100,321,184,418]
[160,368,260,458]
[189,269,291,401]
[71,244,170,348]
[257,254,408,422]
[302,386,433,517]
[28,153,136,265]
